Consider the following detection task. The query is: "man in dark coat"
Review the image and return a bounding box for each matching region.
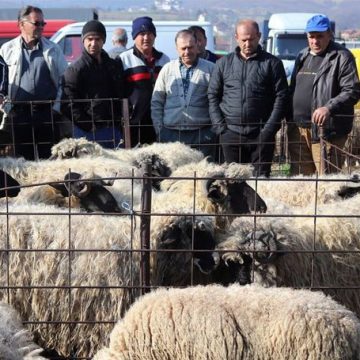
[62,20,125,149]
[208,19,288,177]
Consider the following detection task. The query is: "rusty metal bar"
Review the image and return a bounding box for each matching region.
[122,98,131,149]
[319,126,327,175]
[140,161,152,295]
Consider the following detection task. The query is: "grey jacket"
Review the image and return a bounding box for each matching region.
[151,58,215,135]
[290,41,360,138]
[0,36,68,105]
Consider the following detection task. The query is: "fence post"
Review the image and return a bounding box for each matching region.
[122,98,131,149]
[140,161,152,295]
[319,126,327,175]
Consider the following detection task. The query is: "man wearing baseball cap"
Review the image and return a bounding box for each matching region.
[120,16,169,147]
[61,20,125,148]
[288,14,360,174]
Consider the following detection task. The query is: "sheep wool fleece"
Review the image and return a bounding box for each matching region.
[94,284,360,360]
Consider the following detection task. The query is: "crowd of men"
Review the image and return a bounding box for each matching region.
[0,5,359,176]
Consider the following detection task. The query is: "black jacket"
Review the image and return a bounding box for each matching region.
[61,49,124,131]
[208,47,288,136]
[290,41,360,138]
[208,46,288,137]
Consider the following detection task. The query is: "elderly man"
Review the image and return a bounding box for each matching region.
[151,29,216,159]
[120,16,169,147]
[208,19,288,177]
[288,14,360,175]
[61,20,124,149]
[108,27,128,59]
[0,5,68,160]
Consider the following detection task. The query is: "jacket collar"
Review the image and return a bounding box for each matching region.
[132,45,163,61]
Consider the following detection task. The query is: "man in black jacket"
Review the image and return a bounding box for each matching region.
[61,20,124,149]
[288,14,360,175]
[208,19,288,177]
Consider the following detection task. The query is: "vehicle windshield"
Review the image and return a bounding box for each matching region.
[274,33,308,60]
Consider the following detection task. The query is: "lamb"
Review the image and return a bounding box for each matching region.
[93,284,360,360]
[215,194,360,317]
[0,302,45,359]
[0,201,219,357]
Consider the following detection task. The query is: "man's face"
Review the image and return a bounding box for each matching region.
[134,31,155,54]
[235,24,261,59]
[19,11,45,42]
[176,34,198,67]
[307,31,331,55]
[83,35,104,57]
[194,30,207,55]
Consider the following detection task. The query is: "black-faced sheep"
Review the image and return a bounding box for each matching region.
[0,201,218,358]
[215,194,360,317]
[93,284,360,360]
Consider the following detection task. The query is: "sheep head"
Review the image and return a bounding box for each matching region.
[206,176,267,215]
[154,216,218,286]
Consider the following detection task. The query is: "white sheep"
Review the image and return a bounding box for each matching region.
[215,193,360,317]
[0,302,45,359]
[93,284,360,360]
[247,172,360,211]
[0,201,218,358]
[49,137,204,172]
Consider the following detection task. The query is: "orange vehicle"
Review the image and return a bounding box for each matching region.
[0,19,75,47]
[350,49,360,110]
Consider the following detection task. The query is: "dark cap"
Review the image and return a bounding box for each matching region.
[305,14,331,33]
[132,16,156,40]
[82,20,106,42]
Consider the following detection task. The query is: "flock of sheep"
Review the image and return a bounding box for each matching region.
[1,138,360,359]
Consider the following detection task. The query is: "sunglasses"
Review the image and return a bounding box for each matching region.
[22,20,47,27]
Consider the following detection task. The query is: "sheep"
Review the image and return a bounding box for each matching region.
[246,172,360,212]
[49,171,124,213]
[0,302,45,359]
[93,284,360,360]
[155,160,267,229]
[0,200,219,357]
[214,194,360,317]
[49,137,204,172]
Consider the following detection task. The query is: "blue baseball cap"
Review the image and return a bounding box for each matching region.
[305,14,330,32]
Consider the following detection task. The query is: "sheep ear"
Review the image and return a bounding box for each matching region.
[49,182,69,197]
[230,182,266,214]
[337,186,360,200]
[0,170,20,198]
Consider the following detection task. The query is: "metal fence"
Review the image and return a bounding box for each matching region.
[1,101,360,358]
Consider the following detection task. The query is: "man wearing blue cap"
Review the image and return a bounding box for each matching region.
[288,14,360,175]
[120,16,169,147]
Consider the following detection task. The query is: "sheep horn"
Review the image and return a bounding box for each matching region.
[246,230,279,264]
[76,182,91,198]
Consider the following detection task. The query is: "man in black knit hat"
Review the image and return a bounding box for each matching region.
[61,20,125,149]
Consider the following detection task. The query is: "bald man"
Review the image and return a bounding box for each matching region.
[108,27,128,59]
[208,19,288,176]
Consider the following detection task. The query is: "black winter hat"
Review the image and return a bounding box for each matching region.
[82,20,106,42]
[132,16,156,39]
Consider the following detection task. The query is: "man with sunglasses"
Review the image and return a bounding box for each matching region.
[0,5,67,160]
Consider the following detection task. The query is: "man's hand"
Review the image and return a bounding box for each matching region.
[312,107,330,126]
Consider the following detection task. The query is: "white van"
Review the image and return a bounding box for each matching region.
[50,20,215,63]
